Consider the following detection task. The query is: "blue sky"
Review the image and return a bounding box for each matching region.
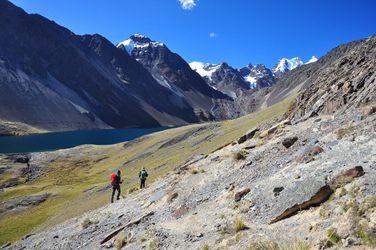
[10,0,376,68]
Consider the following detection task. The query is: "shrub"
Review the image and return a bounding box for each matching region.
[248,240,279,250]
[114,231,128,249]
[81,218,92,229]
[280,240,310,250]
[202,244,209,250]
[248,239,310,250]
[166,192,178,203]
[357,227,376,247]
[326,227,341,244]
[233,150,247,161]
[190,168,199,174]
[128,187,138,194]
[335,126,354,139]
[234,217,248,232]
[337,187,347,197]
[148,238,159,250]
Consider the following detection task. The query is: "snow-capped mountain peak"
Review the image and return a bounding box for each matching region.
[240,64,275,89]
[189,61,221,80]
[117,34,164,54]
[273,57,303,74]
[305,56,318,64]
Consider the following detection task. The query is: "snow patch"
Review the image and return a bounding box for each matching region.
[117,35,164,54]
[273,57,303,73]
[69,101,89,114]
[244,75,258,89]
[305,56,318,64]
[189,61,221,80]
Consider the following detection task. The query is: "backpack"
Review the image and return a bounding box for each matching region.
[111,173,118,185]
[140,170,148,179]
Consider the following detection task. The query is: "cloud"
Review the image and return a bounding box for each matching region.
[209,32,217,38]
[178,0,197,10]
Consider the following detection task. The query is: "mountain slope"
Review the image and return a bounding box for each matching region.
[117,35,232,121]
[0,97,293,245]
[0,1,205,131]
[5,91,376,249]
[278,36,376,120]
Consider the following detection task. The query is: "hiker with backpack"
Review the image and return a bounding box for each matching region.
[110,169,122,203]
[139,167,148,189]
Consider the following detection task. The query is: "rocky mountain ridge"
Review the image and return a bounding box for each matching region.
[190,56,317,93]
[0,0,206,132]
[0,1,322,135]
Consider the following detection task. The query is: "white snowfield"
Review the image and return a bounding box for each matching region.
[189,61,222,80]
[306,56,318,64]
[273,57,304,73]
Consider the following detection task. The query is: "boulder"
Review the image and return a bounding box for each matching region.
[259,120,291,139]
[296,145,324,163]
[235,188,251,202]
[13,155,30,164]
[282,136,298,148]
[269,166,365,224]
[270,185,334,223]
[172,205,189,218]
[360,105,376,116]
[311,146,324,155]
[237,128,259,144]
[273,187,284,197]
[342,82,353,95]
[329,166,365,189]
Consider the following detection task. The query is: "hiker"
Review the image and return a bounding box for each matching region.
[139,167,148,189]
[110,169,122,203]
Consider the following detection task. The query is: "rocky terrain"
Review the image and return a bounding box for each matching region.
[5,103,376,250]
[285,36,376,121]
[117,35,231,121]
[0,98,292,246]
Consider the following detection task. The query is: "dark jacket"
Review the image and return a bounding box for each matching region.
[139,170,148,180]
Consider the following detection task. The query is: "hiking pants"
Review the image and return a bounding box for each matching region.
[140,179,146,189]
[111,185,121,202]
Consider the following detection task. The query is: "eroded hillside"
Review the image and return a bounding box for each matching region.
[6,102,376,250]
[0,98,292,245]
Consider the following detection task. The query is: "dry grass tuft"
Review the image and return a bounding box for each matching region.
[81,218,92,229]
[234,217,248,232]
[128,187,138,194]
[248,239,310,250]
[335,126,354,139]
[190,167,205,174]
[166,192,178,203]
[114,231,127,250]
[148,238,159,250]
[326,227,341,244]
[233,150,247,161]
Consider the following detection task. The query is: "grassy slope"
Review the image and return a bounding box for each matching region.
[0,121,47,136]
[0,97,293,244]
